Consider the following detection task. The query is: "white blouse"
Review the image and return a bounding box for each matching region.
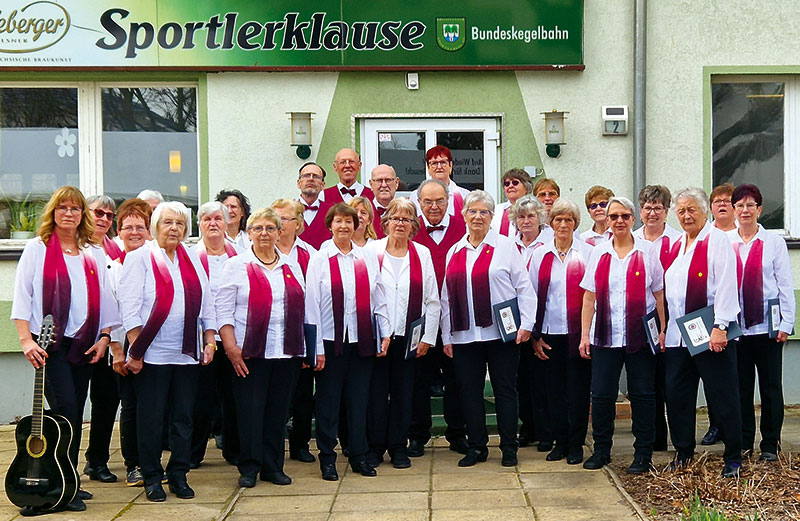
[215,249,306,359]
[440,230,536,345]
[367,238,441,345]
[117,241,216,365]
[664,222,740,347]
[12,238,120,338]
[580,238,664,347]
[728,225,795,336]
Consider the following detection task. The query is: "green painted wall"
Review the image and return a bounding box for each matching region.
[316,71,542,192]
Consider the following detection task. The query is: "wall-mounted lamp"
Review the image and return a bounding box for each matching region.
[541,110,569,158]
[288,111,314,159]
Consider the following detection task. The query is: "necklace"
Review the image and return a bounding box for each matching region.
[64,248,72,254]
[256,249,279,266]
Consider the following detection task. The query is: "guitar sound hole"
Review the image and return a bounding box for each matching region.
[28,436,45,456]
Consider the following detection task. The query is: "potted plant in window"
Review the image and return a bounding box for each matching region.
[4,194,40,240]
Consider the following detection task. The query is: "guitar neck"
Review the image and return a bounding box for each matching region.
[31,366,45,438]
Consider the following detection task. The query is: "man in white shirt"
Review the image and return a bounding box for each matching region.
[409,145,470,220]
[322,148,375,205]
[297,162,333,250]
[368,164,399,239]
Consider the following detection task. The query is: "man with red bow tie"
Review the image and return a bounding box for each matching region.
[368,164,400,239]
[322,148,375,205]
[297,162,333,250]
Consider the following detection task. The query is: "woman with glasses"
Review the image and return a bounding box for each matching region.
[491,168,533,237]
[117,201,217,501]
[216,208,313,488]
[12,186,120,514]
[409,146,471,224]
[441,191,536,468]
[663,187,742,478]
[529,199,593,465]
[580,186,615,246]
[349,196,377,247]
[710,183,736,232]
[366,198,440,469]
[579,197,666,474]
[728,184,794,463]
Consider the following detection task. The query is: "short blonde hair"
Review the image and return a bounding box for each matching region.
[271,198,305,234]
[380,197,419,237]
[548,199,581,230]
[247,207,282,231]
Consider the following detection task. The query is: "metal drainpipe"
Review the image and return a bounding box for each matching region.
[634,0,646,222]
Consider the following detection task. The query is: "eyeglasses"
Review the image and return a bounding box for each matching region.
[389,217,413,224]
[93,208,116,220]
[162,219,186,228]
[249,225,278,234]
[503,179,521,188]
[537,191,558,199]
[466,209,492,217]
[427,160,450,167]
[120,225,147,233]
[420,198,447,208]
[56,205,81,214]
[371,178,397,185]
[588,201,608,211]
[299,173,324,181]
[733,202,760,211]
[642,205,665,214]
[608,213,633,221]
[711,199,732,207]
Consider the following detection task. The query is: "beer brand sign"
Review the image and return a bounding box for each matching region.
[0,0,583,69]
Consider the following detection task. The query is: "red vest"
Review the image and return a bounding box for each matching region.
[322,184,375,205]
[413,217,466,293]
[299,200,333,250]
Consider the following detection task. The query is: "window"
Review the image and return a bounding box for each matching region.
[0,82,200,240]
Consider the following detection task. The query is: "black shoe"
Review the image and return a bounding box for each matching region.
[408,440,425,457]
[701,426,721,446]
[145,483,167,502]
[64,498,87,511]
[85,465,118,483]
[350,461,377,477]
[627,457,654,475]
[566,447,584,465]
[391,454,412,469]
[168,481,195,499]
[238,474,257,488]
[77,489,93,500]
[321,463,339,481]
[546,446,566,462]
[583,453,611,470]
[721,462,741,478]
[19,506,47,517]
[448,437,469,455]
[189,461,201,470]
[365,452,384,467]
[214,434,224,450]
[430,384,444,397]
[458,449,488,467]
[290,448,316,463]
[537,441,554,453]
[501,449,518,467]
[759,451,778,462]
[260,471,292,485]
[126,468,144,487]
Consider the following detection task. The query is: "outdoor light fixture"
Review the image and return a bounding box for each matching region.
[541,109,568,158]
[288,111,314,159]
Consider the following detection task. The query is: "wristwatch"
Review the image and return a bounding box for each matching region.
[715,323,728,332]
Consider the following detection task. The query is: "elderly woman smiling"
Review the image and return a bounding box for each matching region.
[117,201,217,502]
[662,187,742,478]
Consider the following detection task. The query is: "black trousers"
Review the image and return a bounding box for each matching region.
[116,371,138,471]
[315,341,374,466]
[367,336,415,457]
[213,346,240,464]
[135,363,199,486]
[452,339,519,452]
[664,343,742,464]
[738,334,784,454]
[233,357,301,477]
[43,343,92,473]
[190,360,218,465]
[528,349,553,444]
[654,351,669,449]
[516,341,535,440]
[409,334,465,444]
[591,347,656,459]
[85,356,120,469]
[288,367,315,453]
[540,335,591,452]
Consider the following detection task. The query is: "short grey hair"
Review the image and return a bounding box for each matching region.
[462,190,495,216]
[417,178,449,197]
[638,185,672,208]
[672,187,709,215]
[508,195,546,231]
[606,196,636,216]
[86,195,116,211]
[197,201,230,224]
[548,199,581,230]
[137,189,164,203]
[151,201,191,241]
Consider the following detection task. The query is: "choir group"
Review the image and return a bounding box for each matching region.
[11,145,794,513]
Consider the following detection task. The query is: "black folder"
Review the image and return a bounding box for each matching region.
[676,305,742,356]
[492,298,521,343]
[303,323,317,367]
[404,316,425,360]
[642,309,660,355]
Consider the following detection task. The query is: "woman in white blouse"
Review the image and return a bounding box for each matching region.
[528,199,593,465]
[663,187,742,478]
[366,198,440,469]
[491,168,533,236]
[305,203,391,481]
[578,197,666,474]
[729,184,794,462]
[190,201,240,469]
[216,207,312,488]
[349,196,377,247]
[12,186,120,514]
[441,191,536,468]
[117,201,217,502]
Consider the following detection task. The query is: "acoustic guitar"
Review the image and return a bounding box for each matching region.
[5,315,79,511]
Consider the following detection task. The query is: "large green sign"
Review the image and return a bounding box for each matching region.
[0,0,583,69]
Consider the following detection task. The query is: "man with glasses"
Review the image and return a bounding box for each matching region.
[322,148,375,205]
[408,179,468,457]
[410,146,471,223]
[580,185,615,246]
[297,162,333,249]
[369,164,400,239]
